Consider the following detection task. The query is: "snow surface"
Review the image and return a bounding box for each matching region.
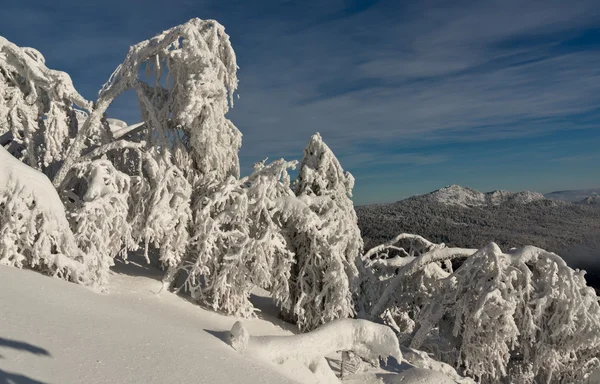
[0,261,306,384]
[0,256,459,384]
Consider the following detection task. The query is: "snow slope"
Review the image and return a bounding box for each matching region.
[0,257,461,384]
[0,260,310,384]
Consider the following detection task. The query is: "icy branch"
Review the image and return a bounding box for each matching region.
[78,140,146,163]
[0,36,91,110]
[111,122,146,139]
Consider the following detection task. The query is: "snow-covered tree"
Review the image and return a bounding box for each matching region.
[364,233,600,383]
[94,18,240,274]
[410,243,600,383]
[167,159,297,317]
[68,159,136,287]
[1,18,242,290]
[284,133,363,331]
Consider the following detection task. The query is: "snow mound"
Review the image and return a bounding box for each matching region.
[0,145,86,282]
[379,368,456,383]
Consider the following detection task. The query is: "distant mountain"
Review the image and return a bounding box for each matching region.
[544,188,600,203]
[582,195,600,205]
[356,185,600,288]
[414,184,544,208]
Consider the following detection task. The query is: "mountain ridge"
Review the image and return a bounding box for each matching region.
[407,184,545,208]
[375,185,600,207]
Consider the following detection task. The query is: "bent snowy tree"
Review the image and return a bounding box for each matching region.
[1,19,243,287]
[363,234,600,383]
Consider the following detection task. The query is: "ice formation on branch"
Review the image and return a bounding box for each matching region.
[0,36,91,178]
[228,318,401,384]
[0,145,87,282]
[285,133,363,331]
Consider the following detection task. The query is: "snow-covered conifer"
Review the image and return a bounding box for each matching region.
[284,133,363,331]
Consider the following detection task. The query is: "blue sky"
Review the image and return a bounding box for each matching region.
[2,0,600,205]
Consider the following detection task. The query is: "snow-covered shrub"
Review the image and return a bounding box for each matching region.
[68,159,136,287]
[228,318,401,384]
[0,145,87,282]
[410,243,600,383]
[284,133,363,331]
[168,159,297,317]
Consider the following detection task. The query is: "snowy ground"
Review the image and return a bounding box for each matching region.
[0,255,457,384]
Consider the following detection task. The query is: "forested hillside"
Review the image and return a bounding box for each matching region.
[357,196,600,275]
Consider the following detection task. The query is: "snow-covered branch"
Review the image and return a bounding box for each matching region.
[1,36,91,177]
[367,237,476,319]
[78,140,146,163]
[0,36,90,110]
[228,319,401,383]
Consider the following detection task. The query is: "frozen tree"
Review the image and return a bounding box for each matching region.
[53,17,240,190]
[130,150,192,268]
[1,18,241,290]
[0,36,91,178]
[168,159,297,317]
[228,318,401,384]
[74,18,241,275]
[0,145,87,282]
[284,133,363,331]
